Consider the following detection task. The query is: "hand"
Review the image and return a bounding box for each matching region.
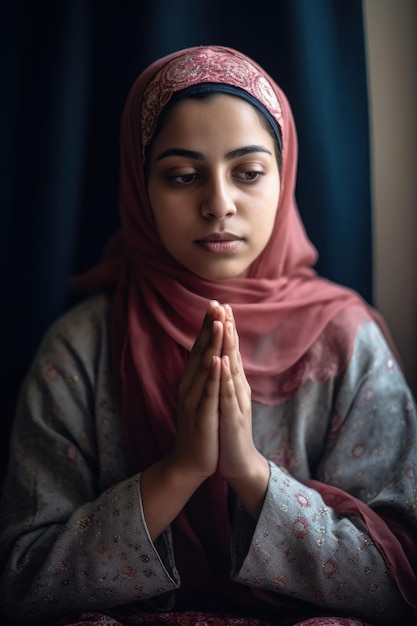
[217,305,254,478]
[141,301,227,541]
[141,302,268,540]
[173,300,226,479]
[218,305,270,518]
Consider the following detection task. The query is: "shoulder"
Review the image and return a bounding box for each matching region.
[317,301,392,365]
[322,304,413,413]
[51,291,111,329]
[330,303,398,371]
[275,303,399,401]
[40,293,111,349]
[342,310,408,391]
[29,293,112,384]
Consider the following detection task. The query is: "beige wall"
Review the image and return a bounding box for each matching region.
[363,0,417,395]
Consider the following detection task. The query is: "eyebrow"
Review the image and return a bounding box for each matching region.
[155,145,272,161]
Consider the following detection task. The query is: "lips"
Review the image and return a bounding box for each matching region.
[195,232,243,254]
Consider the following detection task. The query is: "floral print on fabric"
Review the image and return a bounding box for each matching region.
[53,611,274,625]
[53,611,373,626]
[140,47,283,150]
[1,295,416,625]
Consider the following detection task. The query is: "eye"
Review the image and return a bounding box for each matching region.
[235,170,265,183]
[167,172,199,186]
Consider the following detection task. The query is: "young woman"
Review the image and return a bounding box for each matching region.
[0,45,416,626]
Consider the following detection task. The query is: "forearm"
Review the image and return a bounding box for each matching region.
[140,453,207,541]
[226,450,270,521]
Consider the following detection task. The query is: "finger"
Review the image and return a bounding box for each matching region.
[175,353,221,478]
[219,357,253,432]
[219,354,241,419]
[181,353,221,428]
[180,300,227,408]
[219,355,254,472]
[222,319,251,408]
[181,319,224,407]
[189,300,227,363]
[182,301,222,395]
[223,304,240,357]
[224,305,251,393]
[222,321,242,379]
[198,354,221,415]
[189,300,219,356]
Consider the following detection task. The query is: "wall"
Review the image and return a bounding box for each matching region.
[363,0,417,395]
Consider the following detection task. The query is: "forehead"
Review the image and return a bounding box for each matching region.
[150,95,275,150]
[140,49,283,152]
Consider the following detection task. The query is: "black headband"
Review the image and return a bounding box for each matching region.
[168,82,283,154]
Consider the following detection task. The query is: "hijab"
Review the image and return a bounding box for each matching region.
[72,45,388,602]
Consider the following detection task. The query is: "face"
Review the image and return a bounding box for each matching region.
[147,94,281,280]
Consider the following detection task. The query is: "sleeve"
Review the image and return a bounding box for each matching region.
[230,321,417,625]
[0,300,180,624]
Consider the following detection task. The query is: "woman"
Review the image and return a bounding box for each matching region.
[0,45,416,626]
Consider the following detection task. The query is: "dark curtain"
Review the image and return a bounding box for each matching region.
[0,0,371,479]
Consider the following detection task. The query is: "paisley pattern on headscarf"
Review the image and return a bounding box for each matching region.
[140,47,283,150]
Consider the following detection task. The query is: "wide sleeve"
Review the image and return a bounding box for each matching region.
[0,297,180,624]
[230,320,417,625]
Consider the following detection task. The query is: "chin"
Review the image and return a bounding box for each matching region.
[192,267,248,281]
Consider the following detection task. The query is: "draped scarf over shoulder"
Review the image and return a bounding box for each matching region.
[72,45,390,603]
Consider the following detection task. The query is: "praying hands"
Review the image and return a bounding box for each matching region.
[141,300,269,541]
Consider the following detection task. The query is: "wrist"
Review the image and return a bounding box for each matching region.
[140,453,207,541]
[163,451,209,491]
[226,453,270,520]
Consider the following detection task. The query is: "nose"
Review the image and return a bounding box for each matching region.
[200,175,237,220]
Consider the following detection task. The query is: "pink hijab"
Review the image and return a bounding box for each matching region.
[75,44,376,410]
[72,44,384,460]
[74,46,378,460]
[73,45,398,603]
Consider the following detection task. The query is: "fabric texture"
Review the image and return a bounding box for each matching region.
[52,608,373,625]
[0,295,416,624]
[2,44,416,625]
[53,609,274,625]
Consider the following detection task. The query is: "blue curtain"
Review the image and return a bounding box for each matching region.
[0,0,371,476]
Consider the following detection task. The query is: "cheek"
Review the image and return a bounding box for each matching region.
[256,217,276,248]
[264,184,280,231]
[254,197,279,237]
[154,215,176,250]
[153,205,192,251]
[148,190,173,234]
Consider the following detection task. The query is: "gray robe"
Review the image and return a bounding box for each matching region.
[0,294,416,624]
